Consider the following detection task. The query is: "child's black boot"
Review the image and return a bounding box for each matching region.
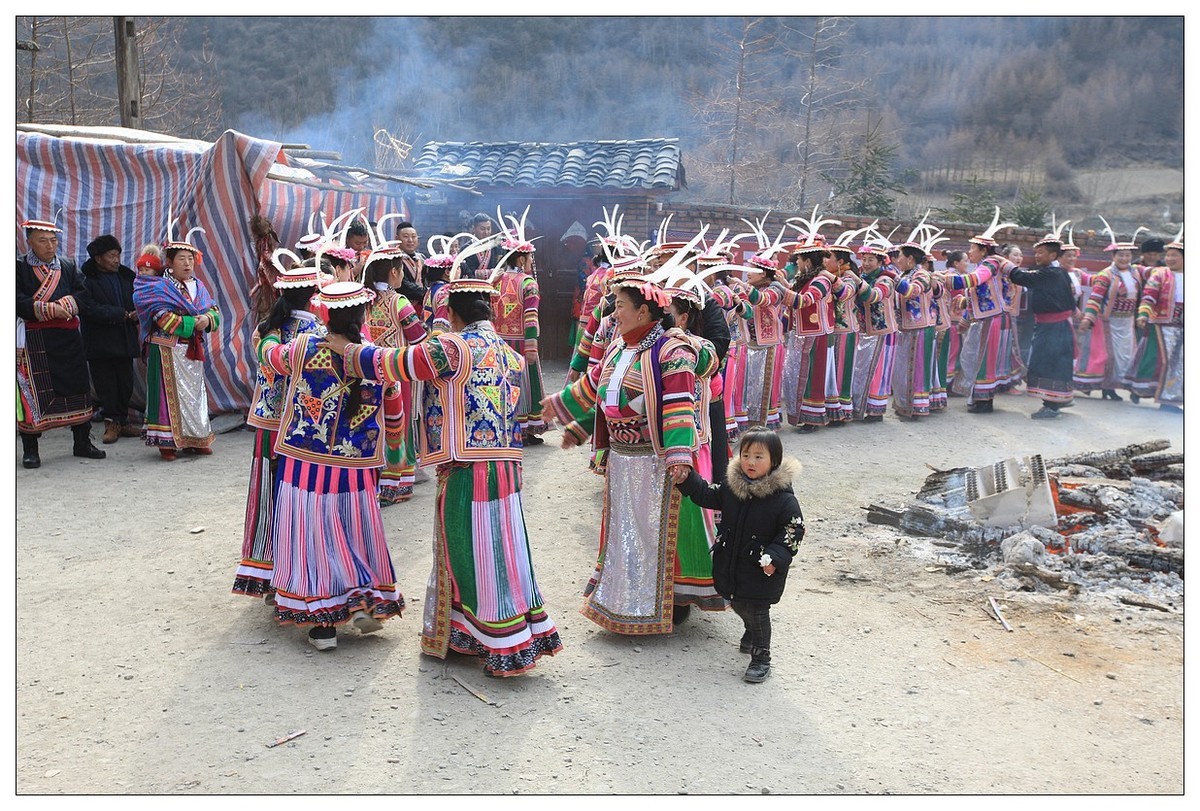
[744,648,771,683]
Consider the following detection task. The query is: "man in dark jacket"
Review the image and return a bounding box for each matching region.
[80,234,141,443]
[16,219,106,467]
[393,221,428,304]
[1010,230,1077,419]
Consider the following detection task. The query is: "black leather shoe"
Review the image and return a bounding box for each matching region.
[672,604,692,625]
[1130,393,1141,404]
[1101,389,1124,401]
[22,451,41,469]
[73,443,107,459]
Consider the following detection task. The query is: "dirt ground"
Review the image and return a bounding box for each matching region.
[11,360,1185,796]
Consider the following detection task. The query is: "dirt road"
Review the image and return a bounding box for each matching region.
[14,363,1184,794]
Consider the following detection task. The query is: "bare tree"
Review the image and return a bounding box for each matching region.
[15,16,223,138]
[775,16,869,211]
[689,17,785,205]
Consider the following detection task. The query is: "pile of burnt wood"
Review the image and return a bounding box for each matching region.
[865,439,1183,599]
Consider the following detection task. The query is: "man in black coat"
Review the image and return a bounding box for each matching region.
[459,213,498,279]
[1010,233,1078,419]
[16,219,106,468]
[80,234,141,443]
[393,221,428,304]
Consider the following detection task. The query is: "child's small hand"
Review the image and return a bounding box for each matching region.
[762,563,776,577]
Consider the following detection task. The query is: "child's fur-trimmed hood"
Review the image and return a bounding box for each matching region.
[725,456,802,500]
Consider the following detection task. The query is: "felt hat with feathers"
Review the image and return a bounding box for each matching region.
[446,232,515,295]
[785,206,842,254]
[1098,216,1147,252]
[163,206,205,253]
[593,205,638,263]
[1165,224,1184,252]
[733,211,790,270]
[1061,225,1079,252]
[1032,213,1072,250]
[696,228,735,266]
[312,280,375,311]
[320,207,368,262]
[622,229,709,309]
[969,207,1018,248]
[644,228,712,306]
[269,248,322,289]
[22,208,64,234]
[498,206,537,254]
[424,232,470,271]
[829,225,871,256]
[295,211,326,253]
[854,221,891,258]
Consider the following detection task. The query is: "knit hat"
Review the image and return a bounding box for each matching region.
[87,234,121,258]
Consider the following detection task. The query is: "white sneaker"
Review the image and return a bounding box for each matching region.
[352,611,384,635]
[308,627,337,650]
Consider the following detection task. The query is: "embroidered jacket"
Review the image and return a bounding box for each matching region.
[780,273,835,337]
[828,273,862,334]
[365,289,427,349]
[247,311,326,431]
[742,281,786,346]
[668,328,720,444]
[569,300,609,373]
[423,280,450,335]
[947,256,1009,322]
[263,333,386,468]
[854,267,898,336]
[1084,264,1143,321]
[894,266,935,330]
[1137,266,1183,324]
[547,324,699,468]
[491,269,540,350]
[345,320,525,465]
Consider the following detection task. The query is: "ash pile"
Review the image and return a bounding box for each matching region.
[866,439,1183,611]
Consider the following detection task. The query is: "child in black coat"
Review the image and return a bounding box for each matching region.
[677,428,804,683]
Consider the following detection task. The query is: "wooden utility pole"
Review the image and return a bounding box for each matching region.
[114,16,141,128]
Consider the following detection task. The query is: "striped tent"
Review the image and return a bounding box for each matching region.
[16,128,408,412]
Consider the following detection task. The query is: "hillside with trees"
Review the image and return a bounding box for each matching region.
[16,16,1183,230]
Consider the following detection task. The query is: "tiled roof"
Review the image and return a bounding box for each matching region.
[413,139,683,190]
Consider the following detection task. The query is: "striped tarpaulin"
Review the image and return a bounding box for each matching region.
[16,130,407,412]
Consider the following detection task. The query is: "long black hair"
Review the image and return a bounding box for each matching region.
[326,303,367,417]
[672,297,704,338]
[257,285,317,338]
[791,250,826,292]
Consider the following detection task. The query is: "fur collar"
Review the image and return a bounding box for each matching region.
[725,456,802,500]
